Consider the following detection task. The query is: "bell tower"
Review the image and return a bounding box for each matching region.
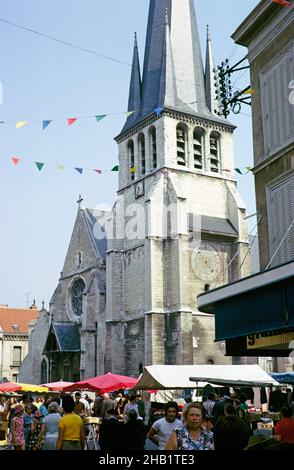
[105,0,250,375]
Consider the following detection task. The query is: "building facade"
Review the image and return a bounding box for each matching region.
[198,0,294,370]
[0,306,39,382]
[20,0,250,384]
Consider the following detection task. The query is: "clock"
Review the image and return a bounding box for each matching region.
[191,244,221,281]
[134,180,144,198]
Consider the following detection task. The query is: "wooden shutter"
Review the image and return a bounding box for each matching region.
[261,45,294,158]
[268,172,294,266]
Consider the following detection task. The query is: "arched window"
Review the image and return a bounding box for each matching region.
[193,127,204,169]
[138,133,146,175]
[210,132,220,173]
[176,124,187,166]
[127,140,135,181]
[71,278,85,317]
[150,127,157,169]
[41,359,48,384]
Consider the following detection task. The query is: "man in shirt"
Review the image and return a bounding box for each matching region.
[147,401,183,450]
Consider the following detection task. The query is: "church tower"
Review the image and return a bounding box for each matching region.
[105,0,250,375]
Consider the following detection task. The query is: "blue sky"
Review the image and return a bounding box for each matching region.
[0,0,259,309]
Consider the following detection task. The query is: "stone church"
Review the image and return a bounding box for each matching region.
[20,0,250,384]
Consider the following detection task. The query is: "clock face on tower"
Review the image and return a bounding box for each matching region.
[134,180,144,199]
[191,244,221,281]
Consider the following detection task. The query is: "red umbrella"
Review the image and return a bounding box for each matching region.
[40,381,74,391]
[63,372,138,393]
[0,382,21,392]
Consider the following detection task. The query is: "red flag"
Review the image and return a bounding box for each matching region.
[272,0,291,6]
[94,169,102,174]
[11,157,20,165]
[67,118,77,126]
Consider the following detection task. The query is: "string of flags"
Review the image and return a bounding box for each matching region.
[272,0,292,6]
[0,107,166,130]
[7,157,252,176]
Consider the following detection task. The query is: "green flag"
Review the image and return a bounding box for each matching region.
[234,168,243,175]
[35,162,45,171]
[111,165,119,172]
[95,115,106,122]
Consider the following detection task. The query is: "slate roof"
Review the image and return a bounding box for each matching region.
[83,209,108,261]
[53,322,80,352]
[0,307,39,334]
[189,214,238,237]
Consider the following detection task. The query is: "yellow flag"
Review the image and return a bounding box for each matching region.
[16,120,28,129]
[243,88,255,95]
[125,111,134,118]
[57,165,65,171]
[130,166,136,173]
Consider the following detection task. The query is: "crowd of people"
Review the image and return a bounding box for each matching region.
[0,387,294,451]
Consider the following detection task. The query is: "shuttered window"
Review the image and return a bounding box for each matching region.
[261,44,294,158]
[267,172,294,266]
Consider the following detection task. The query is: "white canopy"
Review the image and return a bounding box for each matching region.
[133,364,279,390]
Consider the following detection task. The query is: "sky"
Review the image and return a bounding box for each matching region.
[0,0,260,309]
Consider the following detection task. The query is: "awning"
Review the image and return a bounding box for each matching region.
[132,364,278,390]
[197,261,294,345]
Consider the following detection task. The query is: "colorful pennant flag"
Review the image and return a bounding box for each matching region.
[57,165,65,171]
[95,115,106,123]
[35,162,45,171]
[223,168,231,172]
[42,120,52,130]
[111,165,119,172]
[245,166,252,174]
[16,121,28,129]
[11,157,20,165]
[75,167,83,174]
[124,111,134,118]
[94,169,102,174]
[234,168,243,175]
[243,88,255,95]
[67,118,78,126]
[154,106,164,117]
[130,166,136,173]
[272,0,291,6]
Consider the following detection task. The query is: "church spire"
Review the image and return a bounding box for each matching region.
[127,32,141,122]
[205,25,220,115]
[122,0,212,133]
[158,8,176,108]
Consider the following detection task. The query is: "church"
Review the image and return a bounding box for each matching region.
[20,0,251,384]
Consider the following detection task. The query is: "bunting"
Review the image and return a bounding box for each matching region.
[35,162,45,171]
[11,157,20,165]
[74,167,83,174]
[68,118,78,126]
[42,120,52,130]
[272,0,291,6]
[16,121,27,129]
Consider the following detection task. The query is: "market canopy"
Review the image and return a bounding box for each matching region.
[132,365,279,390]
[0,382,48,393]
[63,372,138,393]
[40,381,74,391]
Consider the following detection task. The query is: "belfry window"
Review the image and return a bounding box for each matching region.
[138,133,146,175]
[193,128,204,169]
[128,140,135,181]
[210,132,220,173]
[150,127,157,169]
[176,124,187,166]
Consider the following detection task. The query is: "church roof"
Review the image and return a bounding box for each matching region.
[0,306,39,334]
[83,209,108,261]
[122,0,226,133]
[53,322,80,352]
[189,214,238,238]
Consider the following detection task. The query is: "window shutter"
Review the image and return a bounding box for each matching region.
[268,172,294,266]
[261,45,294,158]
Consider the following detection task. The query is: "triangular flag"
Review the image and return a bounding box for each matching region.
[154,106,164,117]
[94,169,102,174]
[130,166,136,173]
[57,165,65,171]
[243,88,255,95]
[16,121,28,129]
[11,157,20,165]
[75,167,83,174]
[222,168,231,172]
[111,165,119,172]
[95,115,106,123]
[35,162,45,171]
[42,120,52,130]
[124,111,134,118]
[245,166,252,174]
[234,168,243,175]
[67,118,78,126]
[272,0,291,6]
